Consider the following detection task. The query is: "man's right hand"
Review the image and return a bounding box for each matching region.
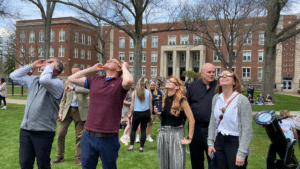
[208,145,216,158]
[57,114,62,121]
[92,63,104,72]
[29,59,47,69]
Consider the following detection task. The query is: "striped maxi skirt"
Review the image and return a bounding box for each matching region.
[157,126,186,169]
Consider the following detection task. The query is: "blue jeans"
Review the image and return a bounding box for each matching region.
[81,131,120,169]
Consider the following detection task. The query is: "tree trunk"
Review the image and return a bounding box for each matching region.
[43,18,51,60]
[133,36,142,85]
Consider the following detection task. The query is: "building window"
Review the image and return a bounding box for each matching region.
[169,36,176,45]
[243,51,251,62]
[169,53,173,61]
[80,50,85,59]
[194,53,200,61]
[119,53,125,61]
[284,47,287,50]
[87,51,91,60]
[81,34,85,44]
[38,48,44,57]
[29,32,35,43]
[59,47,65,57]
[80,64,85,70]
[243,33,252,45]
[39,32,44,42]
[290,69,293,72]
[181,35,188,45]
[142,37,147,48]
[142,67,146,76]
[231,68,236,72]
[38,68,42,72]
[74,32,79,43]
[59,30,65,41]
[151,53,158,62]
[129,38,134,48]
[290,47,294,50]
[181,53,186,61]
[20,33,26,43]
[50,31,55,42]
[259,33,264,45]
[129,66,134,74]
[284,53,287,56]
[87,65,91,68]
[50,47,54,57]
[227,51,236,62]
[151,67,157,77]
[290,53,293,56]
[152,37,158,47]
[283,69,287,72]
[97,39,100,47]
[215,68,221,77]
[242,68,251,79]
[289,63,293,66]
[88,36,91,45]
[194,35,201,45]
[213,51,221,62]
[119,37,125,48]
[129,53,134,62]
[290,58,293,61]
[284,58,287,61]
[258,68,263,79]
[142,52,146,62]
[258,51,264,62]
[29,47,34,57]
[20,48,25,57]
[228,33,236,46]
[214,34,222,46]
[284,63,287,66]
[97,53,100,61]
[74,48,78,58]
[290,42,294,45]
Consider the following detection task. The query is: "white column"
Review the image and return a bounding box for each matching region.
[164,53,168,78]
[199,50,205,73]
[160,51,165,78]
[172,50,177,77]
[185,50,191,81]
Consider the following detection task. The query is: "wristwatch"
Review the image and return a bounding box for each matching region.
[73,87,76,91]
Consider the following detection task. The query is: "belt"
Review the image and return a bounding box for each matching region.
[85,130,118,137]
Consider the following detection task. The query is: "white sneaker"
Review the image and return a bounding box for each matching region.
[147,136,154,142]
[136,137,140,143]
[1,106,6,109]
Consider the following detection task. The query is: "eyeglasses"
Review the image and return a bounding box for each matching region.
[218,73,234,78]
[166,79,177,85]
[109,59,122,68]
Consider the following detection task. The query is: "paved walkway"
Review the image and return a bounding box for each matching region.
[6,98,27,105]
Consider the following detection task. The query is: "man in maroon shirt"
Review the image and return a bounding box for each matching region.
[68,58,133,169]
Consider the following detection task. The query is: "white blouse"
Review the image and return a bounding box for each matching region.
[214,91,240,136]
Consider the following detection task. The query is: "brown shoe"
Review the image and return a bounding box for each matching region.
[51,156,64,164]
[76,159,81,165]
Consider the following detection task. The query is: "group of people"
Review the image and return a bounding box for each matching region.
[10,57,254,169]
[247,92,272,105]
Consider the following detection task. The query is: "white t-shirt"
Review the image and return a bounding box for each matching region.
[279,118,295,132]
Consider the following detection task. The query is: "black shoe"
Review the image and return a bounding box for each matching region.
[127,148,133,151]
[139,149,143,152]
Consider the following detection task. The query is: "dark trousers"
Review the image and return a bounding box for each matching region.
[215,133,248,169]
[57,107,85,159]
[130,110,151,148]
[189,125,211,169]
[0,95,6,106]
[19,129,55,169]
[81,132,120,169]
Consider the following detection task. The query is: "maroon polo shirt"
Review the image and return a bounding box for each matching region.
[84,76,128,133]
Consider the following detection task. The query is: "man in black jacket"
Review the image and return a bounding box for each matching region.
[187,63,217,169]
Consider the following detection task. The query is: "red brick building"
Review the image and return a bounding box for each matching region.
[15,15,300,92]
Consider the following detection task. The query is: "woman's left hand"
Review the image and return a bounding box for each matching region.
[235,157,245,167]
[181,137,192,145]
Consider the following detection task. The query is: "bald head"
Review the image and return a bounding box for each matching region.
[201,63,215,84]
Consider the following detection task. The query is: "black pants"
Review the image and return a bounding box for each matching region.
[19,129,55,169]
[130,110,151,148]
[215,133,248,169]
[0,95,6,106]
[189,125,211,169]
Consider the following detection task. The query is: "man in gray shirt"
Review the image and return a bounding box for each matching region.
[10,58,64,169]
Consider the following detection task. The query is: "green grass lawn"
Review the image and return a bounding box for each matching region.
[2,103,300,168]
[7,85,28,95]
[6,95,28,100]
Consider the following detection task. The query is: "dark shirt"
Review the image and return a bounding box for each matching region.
[84,76,128,133]
[161,95,186,127]
[151,88,162,108]
[187,79,217,125]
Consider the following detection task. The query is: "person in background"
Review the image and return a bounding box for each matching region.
[185,79,191,90]
[0,78,7,109]
[208,70,253,169]
[67,58,133,169]
[146,79,163,142]
[249,86,254,98]
[51,64,90,165]
[247,94,254,105]
[10,58,64,169]
[154,75,195,169]
[187,63,217,169]
[279,110,297,141]
[128,77,152,152]
[265,94,272,102]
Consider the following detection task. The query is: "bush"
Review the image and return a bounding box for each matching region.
[182,70,201,80]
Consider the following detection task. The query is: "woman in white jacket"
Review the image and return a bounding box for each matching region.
[0,78,7,109]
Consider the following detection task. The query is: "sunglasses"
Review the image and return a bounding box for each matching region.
[218,73,234,78]
[166,79,177,85]
[47,60,54,63]
[110,59,122,68]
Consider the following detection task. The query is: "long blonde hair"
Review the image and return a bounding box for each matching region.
[149,79,158,96]
[162,75,186,117]
[136,78,146,103]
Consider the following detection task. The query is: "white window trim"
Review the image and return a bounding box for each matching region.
[243,33,252,45]
[129,66,134,74]
[129,38,134,48]
[242,67,251,79]
[129,52,134,62]
[29,32,35,43]
[29,47,34,57]
[242,50,252,62]
[20,33,26,43]
[39,32,44,42]
[194,52,200,61]
[74,32,79,43]
[74,48,78,58]
[59,30,65,42]
[257,67,263,80]
[214,33,222,46]
[58,46,65,57]
[142,37,147,48]
[142,52,147,62]
[50,31,55,42]
[81,50,85,59]
[227,50,237,62]
[213,51,221,62]
[228,33,237,46]
[215,66,221,78]
[231,67,236,73]
[119,37,125,48]
[50,47,54,57]
[88,36,91,45]
[151,52,158,62]
[180,53,186,61]
[150,66,158,77]
[87,51,91,60]
[38,47,44,58]
[81,34,85,44]
[180,35,189,45]
[151,36,158,48]
[96,53,100,61]
[193,34,202,45]
[142,66,146,76]
[258,50,264,62]
[168,35,176,45]
[259,32,265,45]
[119,52,125,61]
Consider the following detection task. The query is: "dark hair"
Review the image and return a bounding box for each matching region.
[215,69,242,94]
[0,78,5,83]
[53,58,64,75]
[72,64,82,70]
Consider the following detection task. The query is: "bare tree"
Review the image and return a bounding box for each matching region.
[180,0,265,70]
[50,0,187,84]
[262,0,300,99]
[22,0,57,59]
[0,0,21,19]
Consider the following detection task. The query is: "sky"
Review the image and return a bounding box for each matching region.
[0,0,300,38]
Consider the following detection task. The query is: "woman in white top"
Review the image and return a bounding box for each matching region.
[279,110,297,141]
[207,70,253,169]
[0,78,7,109]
